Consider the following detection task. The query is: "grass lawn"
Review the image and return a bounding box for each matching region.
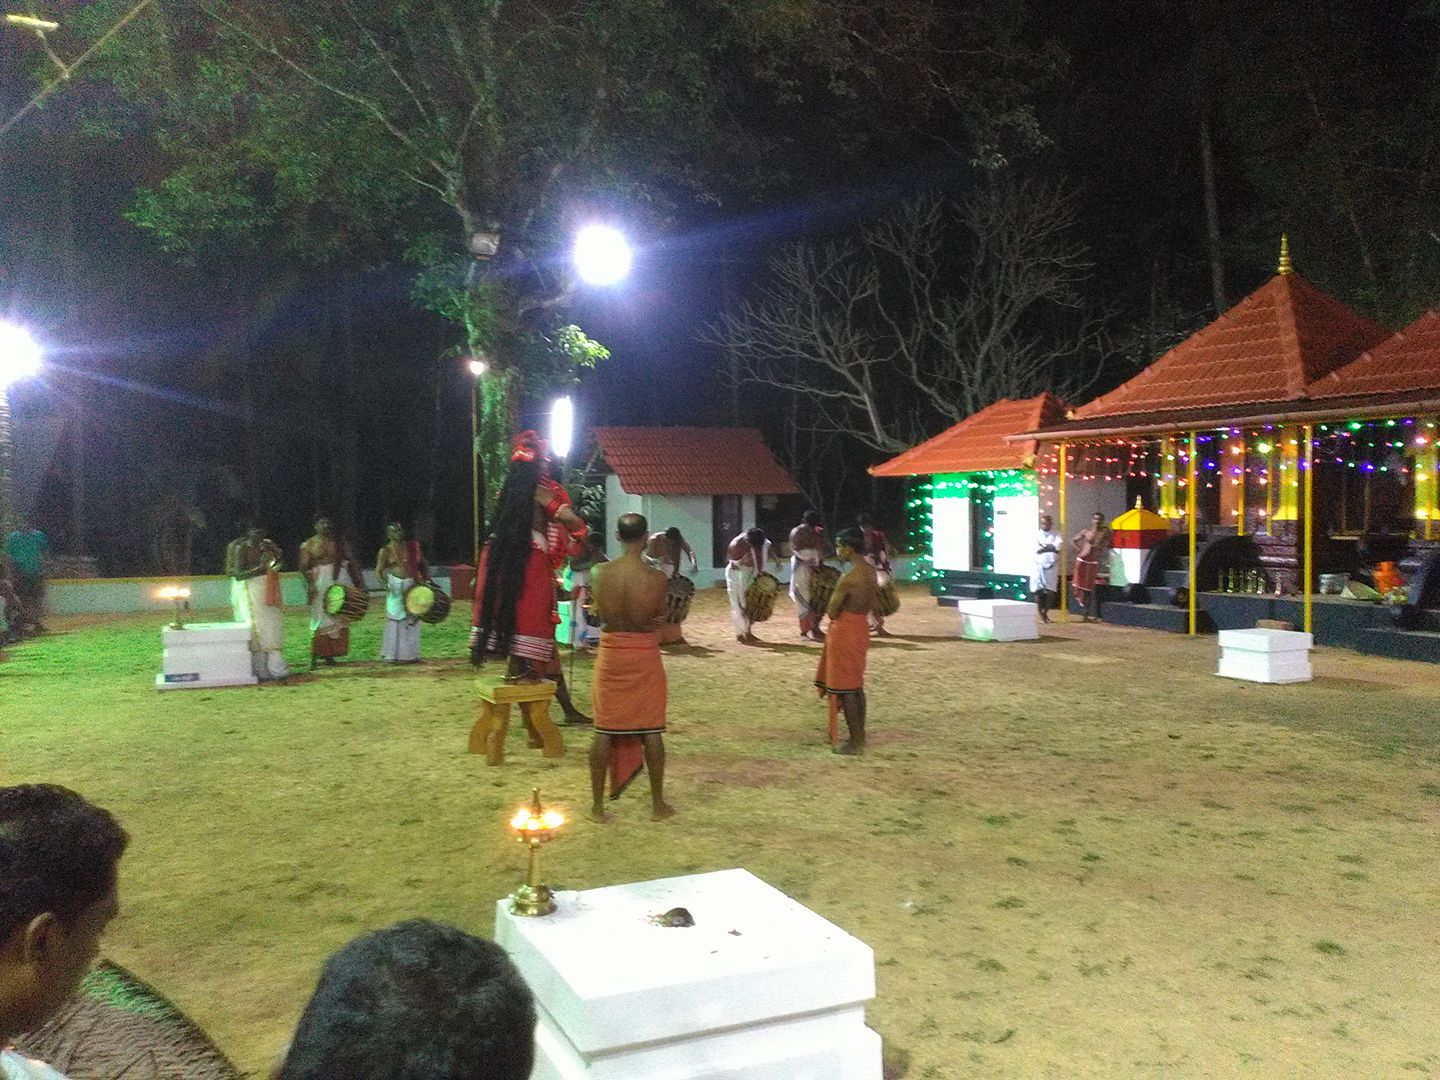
[3,586,1439,1078]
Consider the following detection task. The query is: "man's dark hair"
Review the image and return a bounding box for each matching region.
[0,785,128,938]
[475,458,542,661]
[835,527,866,552]
[618,513,649,543]
[278,920,536,1080]
[802,510,821,527]
[663,526,681,542]
[745,527,765,547]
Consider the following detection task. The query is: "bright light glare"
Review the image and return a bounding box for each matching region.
[572,225,632,285]
[468,357,488,377]
[0,322,42,389]
[549,396,574,459]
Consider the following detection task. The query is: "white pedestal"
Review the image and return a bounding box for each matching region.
[1217,628,1313,684]
[155,622,258,689]
[495,868,881,1080]
[957,598,1039,642]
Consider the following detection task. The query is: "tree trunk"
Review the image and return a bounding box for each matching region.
[338,272,361,542]
[1198,107,1227,315]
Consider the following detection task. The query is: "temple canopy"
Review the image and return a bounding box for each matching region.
[1309,309,1440,401]
[869,394,1069,477]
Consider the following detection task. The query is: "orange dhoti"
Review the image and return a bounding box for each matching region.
[815,610,869,746]
[592,630,667,798]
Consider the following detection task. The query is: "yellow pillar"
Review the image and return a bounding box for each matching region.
[1159,435,1180,519]
[1416,421,1439,542]
[1303,424,1314,635]
[1234,433,1246,536]
[1275,425,1300,521]
[1187,432,1198,636]
[1057,443,1069,623]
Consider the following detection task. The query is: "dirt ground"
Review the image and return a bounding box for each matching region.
[2,585,1438,1078]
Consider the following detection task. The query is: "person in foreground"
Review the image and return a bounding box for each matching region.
[275,920,535,1080]
[0,785,128,1080]
[815,527,877,755]
[588,513,674,823]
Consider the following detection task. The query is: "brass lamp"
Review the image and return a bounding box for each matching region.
[156,586,192,630]
[509,788,564,917]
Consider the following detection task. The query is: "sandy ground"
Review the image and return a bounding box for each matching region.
[2,585,1438,1078]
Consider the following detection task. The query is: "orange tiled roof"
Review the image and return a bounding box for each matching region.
[868,394,1070,477]
[593,426,801,495]
[1075,273,1391,420]
[1308,309,1440,398]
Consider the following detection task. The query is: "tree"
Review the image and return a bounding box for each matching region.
[707,179,1109,456]
[67,0,1062,508]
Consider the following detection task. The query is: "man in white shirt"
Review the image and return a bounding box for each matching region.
[1,786,128,1080]
[1032,514,1062,623]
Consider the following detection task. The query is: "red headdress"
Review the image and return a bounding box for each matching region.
[511,430,549,463]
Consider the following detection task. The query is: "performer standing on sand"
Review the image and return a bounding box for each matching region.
[724,527,771,644]
[1071,512,1113,623]
[587,512,675,823]
[642,527,697,578]
[226,522,289,682]
[299,516,365,667]
[788,510,826,642]
[376,523,432,663]
[816,527,878,755]
[470,432,591,726]
[856,511,893,637]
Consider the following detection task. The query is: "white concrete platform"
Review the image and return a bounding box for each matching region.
[1217,627,1313,684]
[155,622,258,689]
[957,598,1039,642]
[496,868,881,1079]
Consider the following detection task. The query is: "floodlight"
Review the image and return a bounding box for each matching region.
[549,396,574,459]
[572,225,632,286]
[0,321,42,389]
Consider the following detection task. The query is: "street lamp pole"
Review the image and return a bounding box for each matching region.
[469,357,488,568]
[0,321,43,532]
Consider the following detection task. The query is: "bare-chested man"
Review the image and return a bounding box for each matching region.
[815,527,879,754]
[724,527,772,644]
[299,516,365,667]
[588,513,674,822]
[789,510,826,641]
[642,527,697,579]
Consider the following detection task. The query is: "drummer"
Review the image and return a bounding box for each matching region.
[724,526,772,645]
[300,516,366,668]
[376,522,432,664]
[789,510,826,642]
[642,527,698,579]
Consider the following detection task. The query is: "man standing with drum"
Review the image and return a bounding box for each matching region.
[226,522,289,682]
[643,527,697,646]
[376,522,431,663]
[724,527,772,645]
[789,510,826,642]
[300,517,366,668]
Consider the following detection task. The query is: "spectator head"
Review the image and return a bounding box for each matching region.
[617,513,649,544]
[386,522,406,542]
[802,510,821,527]
[1040,513,1053,530]
[745,527,766,548]
[0,785,127,1039]
[834,527,866,558]
[314,517,333,537]
[278,920,535,1080]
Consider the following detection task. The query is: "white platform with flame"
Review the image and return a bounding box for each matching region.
[155,622,258,689]
[957,598,1039,642]
[495,868,881,1079]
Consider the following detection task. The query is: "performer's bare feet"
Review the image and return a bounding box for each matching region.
[833,740,864,755]
[870,627,891,638]
[563,709,592,727]
[736,634,747,644]
[651,802,676,821]
[588,807,612,824]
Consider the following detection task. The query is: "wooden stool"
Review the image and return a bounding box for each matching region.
[470,680,563,765]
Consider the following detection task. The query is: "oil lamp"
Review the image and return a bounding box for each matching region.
[156,586,192,629]
[509,788,564,917]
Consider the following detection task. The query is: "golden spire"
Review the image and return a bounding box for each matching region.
[1277,234,1293,275]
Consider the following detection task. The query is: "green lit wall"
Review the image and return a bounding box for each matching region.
[921,470,1039,573]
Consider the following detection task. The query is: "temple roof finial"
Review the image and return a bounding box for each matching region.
[1277,233,1293,276]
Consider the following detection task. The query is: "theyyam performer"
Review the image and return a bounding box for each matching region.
[470,431,591,725]
[226,522,289,681]
[788,510,826,641]
[376,522,432,663]
[588,512,675,822]
[299,516,366,667]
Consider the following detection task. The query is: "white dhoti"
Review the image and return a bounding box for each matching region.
[1031,530,1061,593]
[382,574,421,662]
[726,564,755,636]
[790,550,820,625]
[569,568,599,646]
[232,575,289,681]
